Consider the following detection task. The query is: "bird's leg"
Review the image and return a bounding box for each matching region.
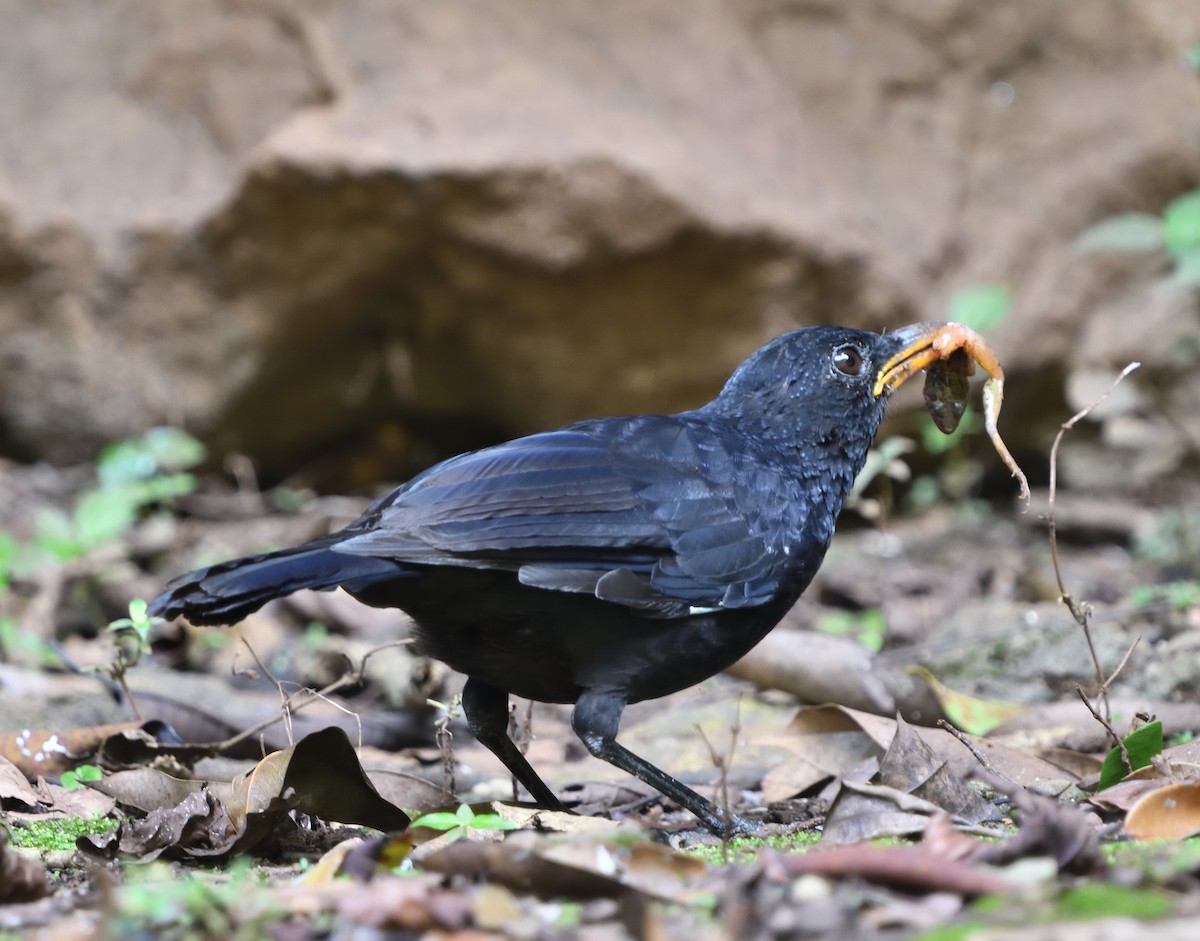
[461,678,568,811]
[572,689,748,838]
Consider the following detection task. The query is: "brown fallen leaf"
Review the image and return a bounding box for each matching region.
[1124,782,1200,841]
[226,726,410,835]
[822,780,949,843]
[90,767,208,814]
[760,705,889,802]
[79,787,233,861]
[879,713,998,825]
[80,726,410,860]
[762,843,1013,897]
[421,830,708,903]
[767,705,1074,804]
[728,629,947,723]
[323,874,472,933]
[0,755,40,808]
[0,721,165,780]
[1087,778,1168,815]
[0,830,50,903]
[971,778,1105,875]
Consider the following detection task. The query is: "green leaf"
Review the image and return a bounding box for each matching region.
[61,764,104,790]
[465,814,518,831]
[1073,213,1165,255]
[909,666,1027,735]
[0,532,15,590]
[815,609,886,653]
[1164,191,1200,257]
[1171,249,1200,288]
[1097,719,1163,790]
[1187,43,1200,72]
[73,488,138,549]
[948,284,1012,335]
[34,507,84,560]
[409,811,466,832]
[143,427,206,473]
[98,428,205,486]
[97,439,159,486]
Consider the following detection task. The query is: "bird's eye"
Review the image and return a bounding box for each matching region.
[831,345,864,377]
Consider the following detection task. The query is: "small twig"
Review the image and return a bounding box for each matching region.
[211,638,409,755]
[1045,361,1139,747]
[936,719,1000,778]
[431,693,462,799]
[1074,686,1130,772]
[696,696,742,850]
[240,638,300,746]
[1103,635,1142,693]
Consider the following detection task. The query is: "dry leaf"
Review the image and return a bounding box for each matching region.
[0,830,49,903]
[1124,782,1200,841]
[763,843,1012,896]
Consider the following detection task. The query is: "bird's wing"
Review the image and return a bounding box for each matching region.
[333,420,802,613]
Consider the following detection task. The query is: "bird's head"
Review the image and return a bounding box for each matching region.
[707,322,949,467]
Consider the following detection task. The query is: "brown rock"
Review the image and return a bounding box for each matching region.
[1,0,1198,487]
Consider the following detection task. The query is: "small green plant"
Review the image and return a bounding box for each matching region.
[409,803,518,842]
[0,616,57,667]
[815,607,886,652]
[948,283,1012,335]
[1135,507,1200,571]
[301,621,331,652]
[1075,189,1200,289]
[30,426,205,564]
[60,763,104,790]
[90,598,164,708]
[105,597,161,665]
[107,860,278,941]
[1128,579,1200,611]
[0,533,14,592]
[1097,719,1163,791]
[0,428,199,667]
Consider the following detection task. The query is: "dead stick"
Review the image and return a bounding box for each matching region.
[213,639,411,755]
[1046,362,1139,745]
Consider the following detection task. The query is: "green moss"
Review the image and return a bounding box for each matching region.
[1054,883,1171,921]
[8,815,114,852]
[681,830,821,865]
[1104,836,1200,881]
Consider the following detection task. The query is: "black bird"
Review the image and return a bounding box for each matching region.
[148,322,944,835]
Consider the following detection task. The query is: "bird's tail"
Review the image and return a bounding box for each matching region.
[146,538,405,626]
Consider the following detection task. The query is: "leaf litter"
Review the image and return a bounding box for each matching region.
[4,390,1200,937]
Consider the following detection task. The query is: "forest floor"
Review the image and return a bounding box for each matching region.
[2,439,1200,940]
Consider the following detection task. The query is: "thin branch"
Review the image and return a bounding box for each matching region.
[1045,361,1139,744]
[211,638,411,755]
[936,719,1000,778]
[1075,685,1130,773]
[696,696,742,848]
